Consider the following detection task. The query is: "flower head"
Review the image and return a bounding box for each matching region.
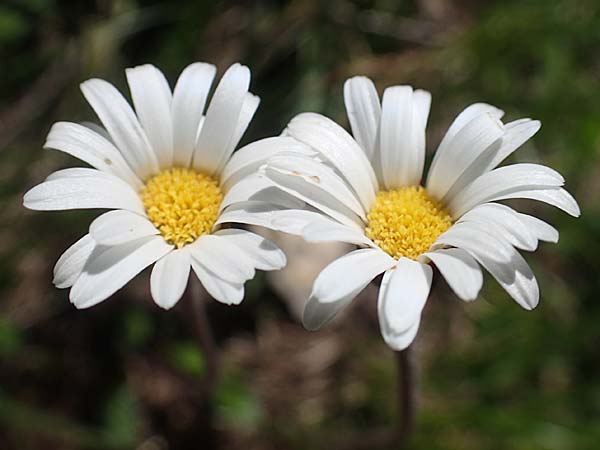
[24,62,287,309]
[237,76,580,350]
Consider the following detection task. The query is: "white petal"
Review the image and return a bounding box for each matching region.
[266,153,367,218]
[190,259,244,305]
[193,63,250,175]
[459,239,539,310]
[448,163,566,218]
[126,64,173,168]
[301,217,376,247]
[219,174,274,212]
[53,234,96,288]
[412,89,432,181]
[517,213,559,243]
[150,248,191,309]
[263,162,366,232]
[458,203,538,251]
[427,113,504,201]
[80,78,159,178]
[23,168,144,214]
[379,86,421,188]
[438,103,504,146]
[433,222,514,264]
[70,236,173,309]
[485,119,541,171]
[215,228,286,271]
[285,113,378,210]
[485,187,580,218]
[420,248,482,301]
[343,76,380,158]
[379,258,432,334]
[377,260,432,350]
[220,136,313,190]
[172,62,216,167]
[89,209,159,246]
[188,234,255,283]
[303,248,395,330]
[45,122,141,188]
[312,248,395,303]
[215,92,260,174]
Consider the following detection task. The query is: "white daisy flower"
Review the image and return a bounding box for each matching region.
[233,76,580,350]
[23,62,288,309]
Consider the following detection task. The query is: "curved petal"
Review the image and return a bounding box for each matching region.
[80,78,159,178]
[172,62,216,167]
[377,260,432,350]
[44,122,141,189]
[426,113,504,201]
[188,234,255,283]
[89,209,159,246]
[516,213,558,243]
[485,119,541,171]
[192,63,250,175]
[482,187,580,218]
[126,64,173,168]
[53,234,96,289]
[285,113,377,210]
[23,168,144,214]
[343,76,380,158]
[220,136,313,190]
[420,248,482,301]
[190,259,244,305]
[150,248,191,309]
[303,248,395,330]
[70,236,173,309]
[448,163,566,218]
[215,229,286,271]
[457,203,538,251]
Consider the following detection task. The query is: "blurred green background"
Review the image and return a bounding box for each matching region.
[1,0,599,449]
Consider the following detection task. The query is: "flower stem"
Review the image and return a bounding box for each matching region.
[396,345,416,444]
[189,279,219,392]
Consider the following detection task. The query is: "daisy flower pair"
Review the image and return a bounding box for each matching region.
[24,63,579,351]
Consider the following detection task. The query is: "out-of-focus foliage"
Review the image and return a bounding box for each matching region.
[0,0,599,449]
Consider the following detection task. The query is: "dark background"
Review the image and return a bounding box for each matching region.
[0,0,599,448]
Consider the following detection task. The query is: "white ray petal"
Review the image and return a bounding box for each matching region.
[24,168,144,214]
[516,213,559,243]
[80,78,159,178]
[420,248,482,301]
[193,63,250,175]
[285,112,378,210]
[70,236,173,309]
[263,163,366,231]
[458,203,538,251]
[379,258,432,334]
[379,86,418,188]
[215,229,286,271]
[188,234,255,283]
[377,259,432,350]
[448,164,566,218]
[172,62,216,167]
[302,248,395,330]
[427,113,504,201]
[89,209,159,246]
[484,119,541,171]
[485,187,580,218]
[190,259,244,305]
[45,122,141,188]
[150,248,191,309]
[53,234,96,289]
[126,64,173,168]
[343,76,380,158]
[437,102,504,146]
[220,136,314,190]
[214,92,260,175]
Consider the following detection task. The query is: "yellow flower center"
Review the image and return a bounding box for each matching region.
[140,168,223,249]
[365,186,453,260]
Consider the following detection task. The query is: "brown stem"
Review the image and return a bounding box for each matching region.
[189,278,219,393]
[396,345,416,443]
